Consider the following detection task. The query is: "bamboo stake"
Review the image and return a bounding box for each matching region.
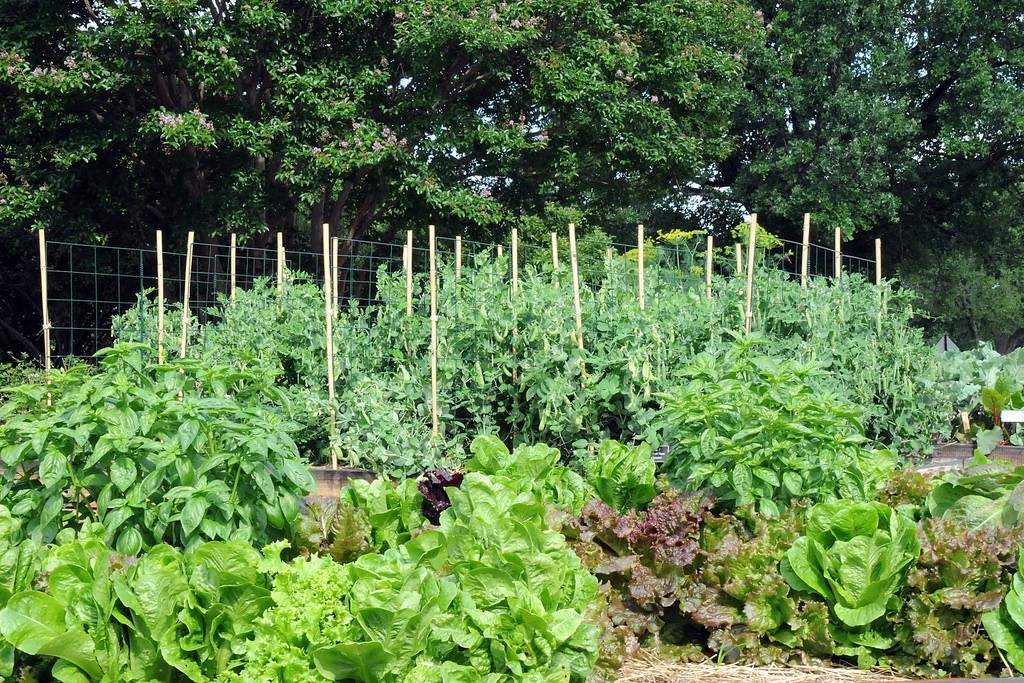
[705,235,713,298]
[455,235,462,280]
[229,233,237,303]
[406,230,413,316]
[276,232,284,291]
[551,232,559,270]
[512,228,519,295]
[331,236,340,318]
[429,225,439,438]
[638,224,645,310]
[569,223,584,353]
[157,230,165,365]
[833,227,842,281]
[322,225,338,469]
[38,230,51,373]
[875,238,882,285]
[800,214,810,288]
[180,231,195,358]
[744,214,757,335]
[735,243,743,275]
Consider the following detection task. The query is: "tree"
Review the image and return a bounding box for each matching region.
[0,0,761,359]
[674,0,1024,346]
[0,0,759,246]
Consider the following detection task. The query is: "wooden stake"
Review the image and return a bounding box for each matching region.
[705,235,713,298]
[157,230,165,365]
[569,223,584,353]
[180,231,195,358]
[229,233,237,303]
[875,238,882,285]
[276,232,284,291]
[455,235,462,280]
[551,232,559,270]
[406,230,413,316]
[511,228,519,295]
[735,243,743,276]
[429,225,439,438]
[38,230,51,372]
[497,244,503,258]
[744,214,757,334]
[801,213,810,288]
[331,236,339,318]
[322,225,338,469]
[638,224,645,310]
[834,227,842,281]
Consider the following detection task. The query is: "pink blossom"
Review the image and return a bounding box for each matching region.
[480,188,491,198]
[398,138,407,147]
[352,121,361,130]
[341,140,350,148]
[650,95,659,103]
[64,56,76,68]
[754,9,764,18]
[31,67,43,77]
[82,71,90,79]
[311,146,321,155]
[470,7,478,16]
[765,23,772,30]
[372,141,383,151]
[511,18,521,28]
[499,1,506,8]
[615,69,624,78]
[422,9,430,16]
[5,66,14,76]
[395,10,405,19]
[218,46,228,55]
[0,199,6,205]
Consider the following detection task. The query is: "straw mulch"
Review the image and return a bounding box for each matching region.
[617,655,914,683]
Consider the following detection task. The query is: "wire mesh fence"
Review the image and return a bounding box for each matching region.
[40,228,880,363]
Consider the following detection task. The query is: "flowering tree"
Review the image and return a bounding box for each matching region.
[0,0,758,250]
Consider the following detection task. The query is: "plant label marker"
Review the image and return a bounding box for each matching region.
[180,230,195,359]
[406,230,413,317]
[429,224,439,438]
[569,223,584,354]
[735,242,742,276]
[38,229,51,374]
[638,224,645,310]
[551,232,559,271]
[801,213,810,288]
[322,224,338,469]
[497,244,503,258]
[276,232,284,291]
[705,234,713,298]
[157,230,165,365]
[744,214,757,334]
[834,227,842,281]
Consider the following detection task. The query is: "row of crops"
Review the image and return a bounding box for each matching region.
[2,247,1024,680]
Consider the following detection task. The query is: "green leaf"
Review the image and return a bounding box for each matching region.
[732,463,753,500]
[977,427,1004,455]
[38,450,69,488]
[313,641,392,681]
[110,458,138,492]
[180,497,208,538]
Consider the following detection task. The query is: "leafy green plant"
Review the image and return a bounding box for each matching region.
[0,506,43,680]
[926,458,1024,530]
[464,435,592,513]
[0,343,314,551]
[231,472,599,682]
[656,336,894,515]
[337,477,426,552]
[293,498,374,564]
[0,526,272,682]
[582,440,657,513]
[896,518,1024,677]
[781,501,920,665]
[982,551,1024,674]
